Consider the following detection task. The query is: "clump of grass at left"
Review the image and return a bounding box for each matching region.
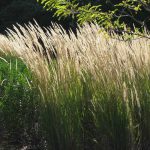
[0,54,43,148]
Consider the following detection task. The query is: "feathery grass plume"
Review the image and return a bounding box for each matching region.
[0,34,14,56]
[0,21,150,149]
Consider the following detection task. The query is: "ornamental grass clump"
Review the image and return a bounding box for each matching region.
[0,22,150,149]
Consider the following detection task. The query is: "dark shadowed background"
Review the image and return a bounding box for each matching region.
[0,0,77,34]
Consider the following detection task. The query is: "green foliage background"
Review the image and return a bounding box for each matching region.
[37,0,150,31]
[0,0,150,34]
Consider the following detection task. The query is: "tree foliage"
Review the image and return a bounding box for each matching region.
[37,0,150,30]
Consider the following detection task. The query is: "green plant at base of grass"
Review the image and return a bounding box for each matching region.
[0,55,43,148]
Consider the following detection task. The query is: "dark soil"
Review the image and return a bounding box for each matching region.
[0,126,42,150]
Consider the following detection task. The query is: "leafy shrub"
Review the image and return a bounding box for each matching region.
[0,55,42,148]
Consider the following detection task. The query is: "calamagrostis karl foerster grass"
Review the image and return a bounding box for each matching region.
[0,22,150,99]
[1,21,150,149]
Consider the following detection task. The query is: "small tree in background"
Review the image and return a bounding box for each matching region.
[37,0,150,31]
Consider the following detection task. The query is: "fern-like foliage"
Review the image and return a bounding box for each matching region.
[37,0,150,31]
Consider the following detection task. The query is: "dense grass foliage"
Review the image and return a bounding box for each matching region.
[0,23,150,149]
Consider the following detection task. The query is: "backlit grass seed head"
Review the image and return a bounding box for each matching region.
[0,21,150,99]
